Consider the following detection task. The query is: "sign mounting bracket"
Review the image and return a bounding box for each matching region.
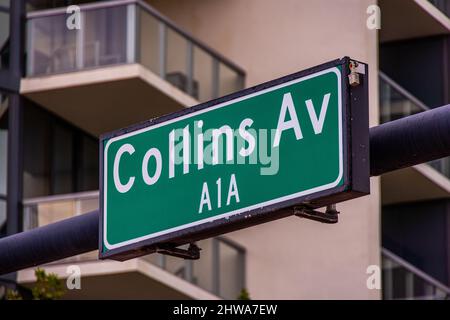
[294,204,340,224]
[156,242,201,260]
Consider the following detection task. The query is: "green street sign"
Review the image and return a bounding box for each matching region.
[100,57,369,260]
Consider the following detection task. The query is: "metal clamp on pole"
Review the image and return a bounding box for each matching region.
[348,60,362,87]
[294,204,340,224]
[156,242,201,260]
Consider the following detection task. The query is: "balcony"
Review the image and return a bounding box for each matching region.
[382,248,450,299]
[379,72,450,205]
[22,191,246,300]
[379,0,450,43]
[22,0,245,136]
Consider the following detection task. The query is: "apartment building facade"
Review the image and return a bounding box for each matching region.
[0,0,449,299]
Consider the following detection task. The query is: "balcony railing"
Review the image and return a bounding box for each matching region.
[23,190,99,231]
[26,0,245,102]
[22,191,246,300]
[429,0,450,17]
[382,248,450,299]
[379,72,450,178]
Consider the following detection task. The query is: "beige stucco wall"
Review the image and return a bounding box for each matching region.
[148,0,380,299]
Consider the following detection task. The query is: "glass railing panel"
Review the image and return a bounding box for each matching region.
[412,275,436,299]
[191,239,214,293]
[218,238,245,300]
[27,3,130,76]
[428,158,450,177]
[165,26,189,94]
[161,246,190,279]
[219,62,243,98]
[435,287,450,299]
[137,6,160,75]
[27,14,77,76]
[82,5,128,69]
[193,45,214,101]
[141,237,245,299]
[23,191,99,231]
[379,76,425,123]
[382,248,450,300]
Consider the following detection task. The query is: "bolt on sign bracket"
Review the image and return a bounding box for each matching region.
[99,56,370,261]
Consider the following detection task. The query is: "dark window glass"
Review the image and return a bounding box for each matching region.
[78,135,99,191]
[0,198,5,238]
[0,94,7,196]
[23,103,51,197]
[0,6,9,70]
[23,101,98,198]
[52,122,74,194]
[0,92,7,237]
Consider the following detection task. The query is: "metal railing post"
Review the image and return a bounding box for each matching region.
[126,3,137,64]
[212,58,219,99]
[157,254,166,269]
[75,10,85,70]
[185,259,194,283]
[158,22,167,78]
[212,238,220,296]
[405,272,414,299]
[26,19,35,76]
[186,40,194,96]
[383,258,394,300]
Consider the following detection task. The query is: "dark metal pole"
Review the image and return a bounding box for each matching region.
[6,94,23,237]
[9,0,25,83]
[3,93,24,282]
[2,105,450,275]
[0,0,25,284]
[370,104,450,176]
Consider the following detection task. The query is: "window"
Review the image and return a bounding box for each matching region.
[23,100,98,198]
[0,0,9,70]
[0,92,8,236]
